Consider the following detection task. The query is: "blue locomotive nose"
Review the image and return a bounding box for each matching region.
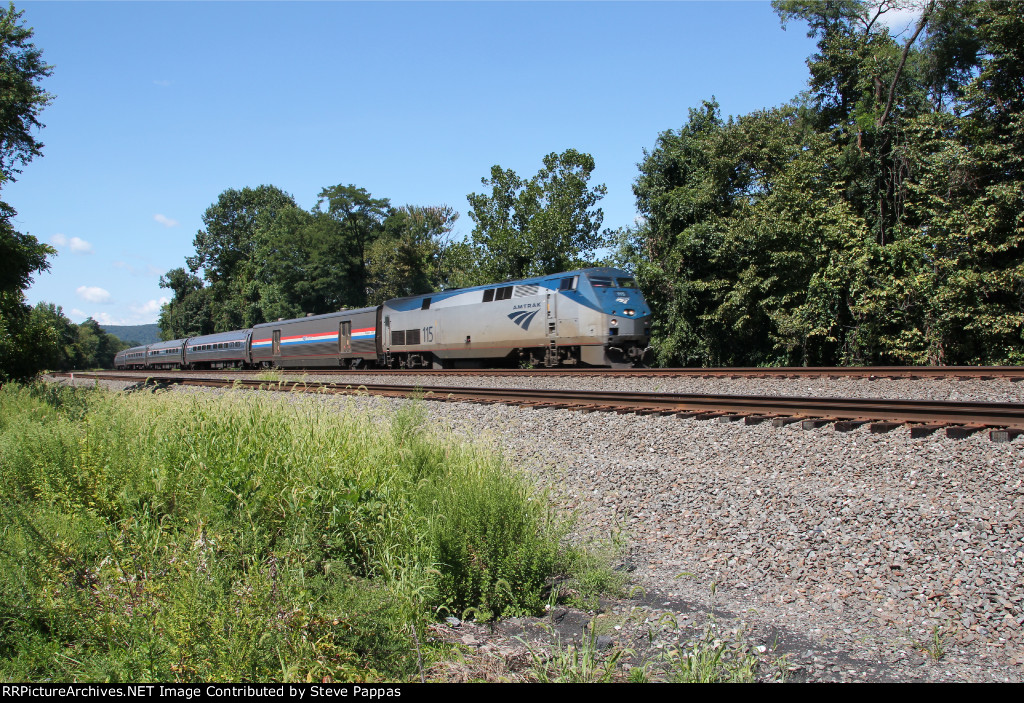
[576,268,653,367]
[584,272,652,317]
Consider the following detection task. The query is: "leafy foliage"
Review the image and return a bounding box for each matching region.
[464,149,608,285]
[0,2,52,183]
[27,303,129,371]
[365,205,459,305]
[160,184,463,336]
[627,0,1024,366]
[0,4,54,382]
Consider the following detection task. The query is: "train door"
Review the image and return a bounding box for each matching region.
[546,293,557,337]
[544,292,558,366]
[339,320,351,355]
[555,275,580,338]
[378,310,391,366]
[272,330,281,359]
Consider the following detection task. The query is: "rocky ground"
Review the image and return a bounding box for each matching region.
[54,374,1024,682]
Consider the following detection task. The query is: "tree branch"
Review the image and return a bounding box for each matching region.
[877,0,936,129]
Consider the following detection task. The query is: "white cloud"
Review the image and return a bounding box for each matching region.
[154,214,179,227]
[873,2,925,35]
[76,286,112,304]
[69,237,93,254]
[131,297,170,317]
[50,233,94,254]
[113,261,168,279]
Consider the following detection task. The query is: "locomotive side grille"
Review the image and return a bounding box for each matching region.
[515,284,539,297]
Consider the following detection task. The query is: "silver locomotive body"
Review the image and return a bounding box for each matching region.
[380,267,651,368]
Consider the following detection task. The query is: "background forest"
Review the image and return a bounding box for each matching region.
[3,0,1023,381]
[625,0,1024,367]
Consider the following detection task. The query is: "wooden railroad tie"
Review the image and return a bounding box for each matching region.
[945,424,987,439]
[909,423,946,438]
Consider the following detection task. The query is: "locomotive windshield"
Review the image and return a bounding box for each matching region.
[587,275,638,289]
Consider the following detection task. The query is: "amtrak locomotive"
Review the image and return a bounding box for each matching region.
[115,268,651,371]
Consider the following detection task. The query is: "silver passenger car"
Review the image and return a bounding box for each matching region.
[184,329,252,369]
[146,339,186,370]
[250,308,378,369]
[118,345,149,370]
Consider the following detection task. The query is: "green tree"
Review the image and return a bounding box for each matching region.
[185,185,298,330]
[0,3,54,382]
[27,301,77,370]
[631,0,1023,367]
[72,317,125,369]
[365,205,459,305]
[465,149,607,284]
[0,2,53,185]
[157,267,214,340]
[315,184,390,303]
[0,222,54,381]
[256,206,366,320]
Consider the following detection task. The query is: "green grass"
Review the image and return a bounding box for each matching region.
[0,382,581,682]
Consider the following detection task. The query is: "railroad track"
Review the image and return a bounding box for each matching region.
[101,365,1024,379]
[59,372,1024,442]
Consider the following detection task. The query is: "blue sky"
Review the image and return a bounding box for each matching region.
[10,0,830,326]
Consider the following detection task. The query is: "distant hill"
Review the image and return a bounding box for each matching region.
[101,324,162,346]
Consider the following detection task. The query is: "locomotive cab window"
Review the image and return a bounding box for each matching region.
[616,278,638,288]
[589,277,613,287]
[482,289,495,303]
[421,298,431,310]
[495,286,513,301]
[559,276,578,291]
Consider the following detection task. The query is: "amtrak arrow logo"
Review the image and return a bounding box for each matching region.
[508,309,540,330]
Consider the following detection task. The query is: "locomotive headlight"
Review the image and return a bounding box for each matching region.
[624,309,635,317]
[610,318,618,326]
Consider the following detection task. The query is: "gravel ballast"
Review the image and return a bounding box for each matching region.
[56,374,1024,681]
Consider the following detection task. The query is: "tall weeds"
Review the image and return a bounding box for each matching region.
[0,383,574,681]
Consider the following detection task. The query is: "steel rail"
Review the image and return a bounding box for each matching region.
[98,366,1024,379]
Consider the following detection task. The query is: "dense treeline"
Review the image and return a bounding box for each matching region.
[157,185,462,339]
[623,0,1024,366]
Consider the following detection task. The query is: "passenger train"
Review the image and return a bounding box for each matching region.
[114,268,652,371]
